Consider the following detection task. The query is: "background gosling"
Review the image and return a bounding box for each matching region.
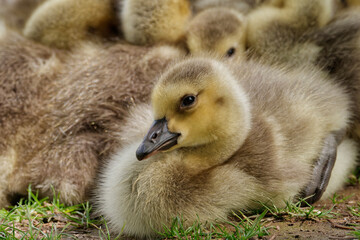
[0,26,184,208]
[120,0,191,45]
[191,0,263,14]
[23,0,118,49]
[186,7,247,59]
[311,7,360,140]
[246,0,338,65]
[0,0,45,31]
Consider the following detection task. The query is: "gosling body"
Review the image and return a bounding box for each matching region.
[0,0,45,31]
[121,0,191,45]
[0,28,184,207]
[23,0,118,49]
[191,0,262,14]
[246,0,337,65]
[97,58,356,238]
[310,8,360,138]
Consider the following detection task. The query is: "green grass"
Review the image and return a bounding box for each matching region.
[159,210,269,240]
[0,186,109,240]
[330,192,354,205]
[0,186,272,239]
[259,198,336,220]
[351,229,360,239]
[348,203,360,218]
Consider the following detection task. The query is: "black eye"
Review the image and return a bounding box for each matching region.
[180,95,197,109]
[226,47,236,57]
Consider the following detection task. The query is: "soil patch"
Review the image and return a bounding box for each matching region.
[264,185,360,240]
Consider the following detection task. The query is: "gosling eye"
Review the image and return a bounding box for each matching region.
[226,47,236,57]
[180,95,197,109]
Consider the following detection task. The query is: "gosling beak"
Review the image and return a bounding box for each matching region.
[136,118,180,161]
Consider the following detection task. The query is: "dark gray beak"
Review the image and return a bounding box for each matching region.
[136,118,180,161]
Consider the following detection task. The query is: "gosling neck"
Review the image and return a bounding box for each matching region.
[180,112,252,174]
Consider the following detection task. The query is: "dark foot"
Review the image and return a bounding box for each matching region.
[299,130,346,205]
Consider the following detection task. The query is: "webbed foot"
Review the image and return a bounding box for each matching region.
[299,129,346,205]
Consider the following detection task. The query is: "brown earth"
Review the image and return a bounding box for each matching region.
[262,185,360,240]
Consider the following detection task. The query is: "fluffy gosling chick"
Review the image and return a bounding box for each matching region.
[191,0,263,14]
[185,0,335,61]
[186,8,247,59]
[311,8,360,139]
[97,58,356,238]
[246,0,338,65]
[0,26,65,207]
[0,0,45,31]
[0,26,185,207]
[121,0,191,45]
[23,0,117,49]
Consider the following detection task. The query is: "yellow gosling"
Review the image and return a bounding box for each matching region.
[97,57,356,238]
[23,0,117,49]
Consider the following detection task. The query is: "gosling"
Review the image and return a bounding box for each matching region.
[97,57,356,238]
[23,0,117,49]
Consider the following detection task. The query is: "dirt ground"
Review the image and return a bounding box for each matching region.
[263,185,360,240]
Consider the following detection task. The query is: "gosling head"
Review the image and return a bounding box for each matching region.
[136,58,252,161]
[186,8,247,59]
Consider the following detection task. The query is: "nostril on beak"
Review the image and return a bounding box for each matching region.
[150,132,158,142]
